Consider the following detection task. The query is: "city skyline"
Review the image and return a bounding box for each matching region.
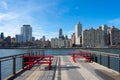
[0,0,120,39]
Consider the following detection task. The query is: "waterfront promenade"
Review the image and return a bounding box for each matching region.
[13,56,120,80]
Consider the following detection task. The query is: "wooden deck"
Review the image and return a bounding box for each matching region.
[13,56,120,80]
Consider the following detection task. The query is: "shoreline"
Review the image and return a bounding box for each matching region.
[0,47,120,49]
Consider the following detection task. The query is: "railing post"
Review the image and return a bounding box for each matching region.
[13,56,16,75]
[108,55,110,68]
[43,50,45,56]
[118,54,120,74]
[39,50,40,56]
[0,60,1,80]
[49,57,51,70]
[29,53,30,56]
[22,54,24,69]
[94,53,97,62]
[36,52,37,56]
[100,53,102,65]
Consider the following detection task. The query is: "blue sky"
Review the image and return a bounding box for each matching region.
[0,0,120,40]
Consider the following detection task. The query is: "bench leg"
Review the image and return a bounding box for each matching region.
[49,57,52,70]
[72,55,76,63]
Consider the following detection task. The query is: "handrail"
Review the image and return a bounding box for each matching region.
[69,50,120,73]
[0,53,25,59]
[0,49,45,80]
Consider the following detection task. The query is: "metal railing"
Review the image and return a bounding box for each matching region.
[80,49,120,73]
[0,49,45,80]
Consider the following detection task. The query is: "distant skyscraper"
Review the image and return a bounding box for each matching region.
[32,37,35,41]
[59,28,64,39]
[42,36,46,41]
[65,35,68,40]
[59,28,62,36]
[21,25,32,42]
[71,33,76,45]
[1,32,4,39]
[75,22,82,45]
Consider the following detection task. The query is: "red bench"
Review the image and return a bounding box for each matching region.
[23,56,54,70]
[68,52,93,63]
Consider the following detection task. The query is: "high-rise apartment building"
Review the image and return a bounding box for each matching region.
[109,26,120,46]
[82,28,95,48]
[102,24,109,46]
[82,29,89,47]
[21,25,32,42]
[75,22,82,45]
[82,26,108,48]
[95,27,105,47]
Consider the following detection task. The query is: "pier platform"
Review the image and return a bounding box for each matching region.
[13,56,120,80]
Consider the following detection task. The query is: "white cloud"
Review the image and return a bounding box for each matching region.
[0,12,18,21]
[108,18,120,26]
[33,30,58,40]
[0,23,20,37]
[1,1,8,10]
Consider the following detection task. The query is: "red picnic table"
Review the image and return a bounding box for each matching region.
[68,52,93,63]
[23,55,54,70]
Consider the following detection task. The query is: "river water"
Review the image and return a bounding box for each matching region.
[0,48,120,57]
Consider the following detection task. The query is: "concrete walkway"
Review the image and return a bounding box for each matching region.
[13,56,120,80]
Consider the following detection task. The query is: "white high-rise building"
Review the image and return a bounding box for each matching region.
[75,22,82,45]
[21,25,32,42]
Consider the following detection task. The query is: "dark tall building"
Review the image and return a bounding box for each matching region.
[59,28,62,36]
[1,32,4,39]
[59,28,62,38]
[71,33,76,46]
[5,36,12,46]
[59,28,64,39]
